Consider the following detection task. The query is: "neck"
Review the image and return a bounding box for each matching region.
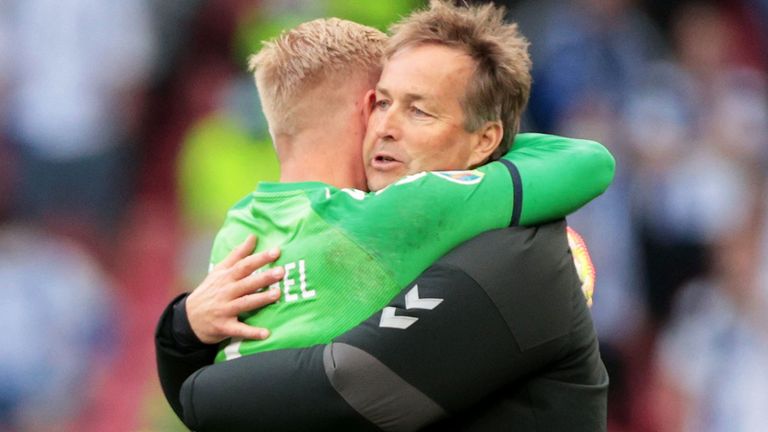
[275,127,367,190]
[269,76,373,191]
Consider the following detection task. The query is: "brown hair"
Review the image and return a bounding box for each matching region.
[249,18,387,136]
[387,0,532,158]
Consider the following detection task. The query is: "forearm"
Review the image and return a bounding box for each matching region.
[505,133,615,225]
[155,294,218,419]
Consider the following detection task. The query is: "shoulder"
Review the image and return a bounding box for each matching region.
[438,220,573,288]
[436,221,583,351]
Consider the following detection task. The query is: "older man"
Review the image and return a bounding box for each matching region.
[157,1,611,431]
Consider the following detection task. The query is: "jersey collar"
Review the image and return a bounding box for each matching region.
[256,181,331,193]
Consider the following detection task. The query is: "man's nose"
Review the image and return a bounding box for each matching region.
[374,107,402,141]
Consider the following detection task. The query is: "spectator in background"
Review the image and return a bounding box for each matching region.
[0,2,167,431]
[0,225,116,430]
[505,3,768,431]
[512,0,664,341]
[630,1,768,325]
[752,0,768,59]
[650,217,768,432]
[1,0,156,245]
[639,5,768,430]
[0,46,119,424]
[514,0,665,133]
[505,4,663,427]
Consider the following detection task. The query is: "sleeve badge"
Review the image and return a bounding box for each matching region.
[431,170,485,185]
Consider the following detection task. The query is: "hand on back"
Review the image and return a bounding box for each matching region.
[186,235,284,344]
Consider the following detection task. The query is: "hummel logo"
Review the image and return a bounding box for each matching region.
[379,308,418,330]
[405,284,443,310]
[379,285,443,330]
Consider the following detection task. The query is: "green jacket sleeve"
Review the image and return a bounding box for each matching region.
[502,133,615,225]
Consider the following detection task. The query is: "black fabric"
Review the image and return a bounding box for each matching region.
[422,243,609,430]
[180,347,377,432]
[337,222,608,430]
[155,220,608,431]
[170,296,210,349]
[333,266,523,415]
[155,293,218,420]
[437,224,575,350]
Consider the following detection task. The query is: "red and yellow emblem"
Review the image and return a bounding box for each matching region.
[566,227,596,307]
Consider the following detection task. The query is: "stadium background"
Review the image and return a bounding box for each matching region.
[0,0,766,430]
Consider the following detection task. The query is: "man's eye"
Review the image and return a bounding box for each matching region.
[375,99,391,110]
[410,106,430,117]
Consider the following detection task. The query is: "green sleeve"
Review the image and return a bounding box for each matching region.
[315,165,514,288]
[316,133,614,287]
[501,133,615,225]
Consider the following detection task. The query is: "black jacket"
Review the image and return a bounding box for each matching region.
[155,220,608,431]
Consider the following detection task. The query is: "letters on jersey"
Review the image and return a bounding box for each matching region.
[269,259,315,302]
[224,258,315,361]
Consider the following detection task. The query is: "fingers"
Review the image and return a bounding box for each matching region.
[214,235,258,271]
[229,289,281,317]
[229,265,285,298]
[228,247,281,281]
[225,323,271,340]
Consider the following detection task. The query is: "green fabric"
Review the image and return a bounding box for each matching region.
[210,133,614,362]
[504,133,616,224]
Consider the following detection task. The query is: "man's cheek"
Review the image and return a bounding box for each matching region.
[368,109,385,127]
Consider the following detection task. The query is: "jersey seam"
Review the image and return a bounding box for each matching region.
[498,159,523,226]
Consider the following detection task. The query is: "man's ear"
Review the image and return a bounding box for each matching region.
[468,120,503,167]
[362,90,377,126]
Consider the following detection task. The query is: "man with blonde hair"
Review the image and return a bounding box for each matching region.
[250,17,385,192]
[157,2,609,430]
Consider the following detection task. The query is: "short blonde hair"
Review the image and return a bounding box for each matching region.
[387,0,532,158]
[249,18,387,136]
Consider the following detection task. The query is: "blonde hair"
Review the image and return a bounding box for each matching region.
[387,0,532,158]
[249,18,387,136]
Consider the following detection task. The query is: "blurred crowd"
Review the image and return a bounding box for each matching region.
[0,0,766,431]
[512,1,768,431]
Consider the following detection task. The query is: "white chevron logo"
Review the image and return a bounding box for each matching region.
[379,307,418,329]
[379,285,443,330]
[405,285,443,310]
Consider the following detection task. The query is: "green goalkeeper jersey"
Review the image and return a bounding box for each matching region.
[211,133,614,362]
